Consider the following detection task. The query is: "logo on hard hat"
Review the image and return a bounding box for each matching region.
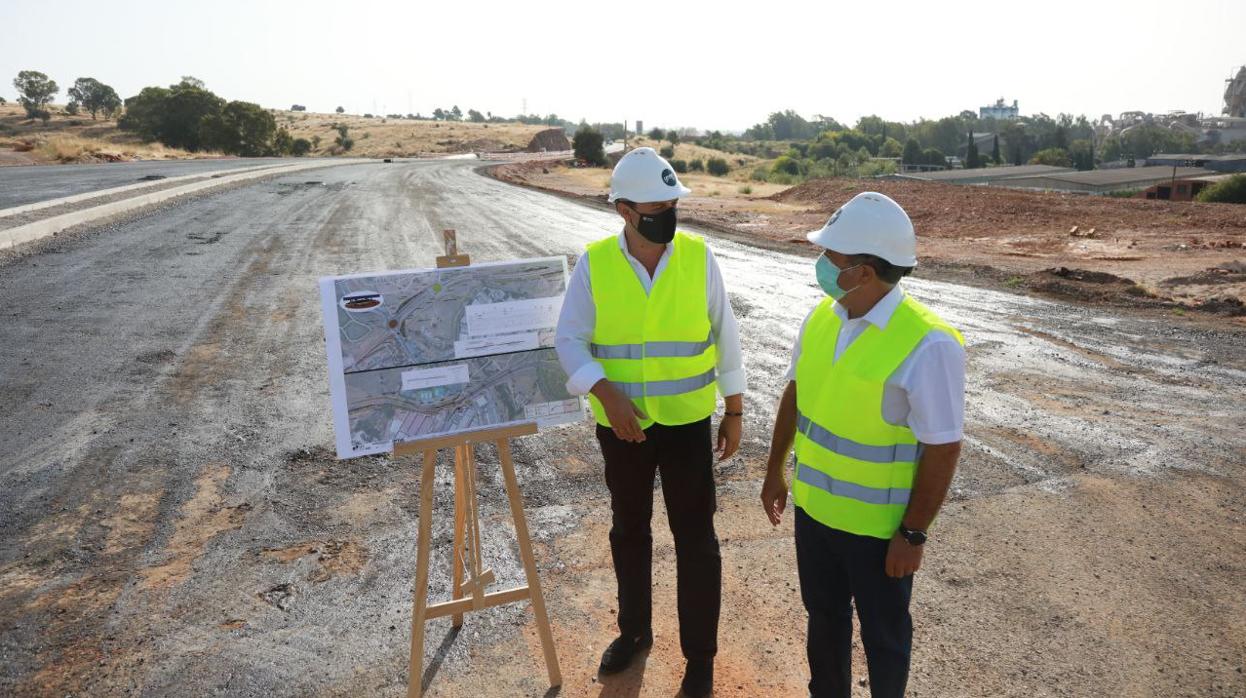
[661,169,677,186]
[826,208,842,227]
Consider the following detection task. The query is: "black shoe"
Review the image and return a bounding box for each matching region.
[597,631,653,674]
[681,658,713,697]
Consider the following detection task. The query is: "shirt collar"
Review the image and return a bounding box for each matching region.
[616,229,672,263]
[833,284,905,330]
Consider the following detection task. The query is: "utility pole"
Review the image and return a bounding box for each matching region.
[623,116,628,152]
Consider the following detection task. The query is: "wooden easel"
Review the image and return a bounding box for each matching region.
[395,230,561,698]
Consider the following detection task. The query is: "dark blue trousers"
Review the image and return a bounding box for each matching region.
[795,507,913,698]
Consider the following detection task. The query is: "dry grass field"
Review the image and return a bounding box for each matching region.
[274,110,549,157]
[0,103,552,165]
[0,103,210,164]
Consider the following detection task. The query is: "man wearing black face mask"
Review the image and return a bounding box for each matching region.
[555,146,746,697]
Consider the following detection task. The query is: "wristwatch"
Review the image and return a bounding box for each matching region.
[897,524,927,546]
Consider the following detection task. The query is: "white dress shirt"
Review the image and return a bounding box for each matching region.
[784,285,965,445]
[555,230,746,398]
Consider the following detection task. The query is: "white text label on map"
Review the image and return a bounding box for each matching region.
[464,297,563,337]
[401,364,471,391]
[454,332,540,359]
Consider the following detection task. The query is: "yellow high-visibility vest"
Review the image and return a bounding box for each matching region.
[586,232,718,428]
[793,293,963,539]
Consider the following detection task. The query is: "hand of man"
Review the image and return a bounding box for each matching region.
[885,532,924,578]
[760,472,788,526]
[716,415,741,461]
[595,381,648,443]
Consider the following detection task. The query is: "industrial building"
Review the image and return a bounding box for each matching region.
[1145,153,1246,173]
[885,164,1074,185]
[998,167,1217,194]
[980,98,1020,120]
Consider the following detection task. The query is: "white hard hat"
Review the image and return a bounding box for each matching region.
[806,191,917,267]
[608,147,692,203]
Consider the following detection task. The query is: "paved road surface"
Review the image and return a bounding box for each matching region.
[1,161,1243,697]
[0,158,327,209]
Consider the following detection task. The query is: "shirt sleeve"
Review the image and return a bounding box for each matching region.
[705,245,746,397]
[897,332,966,444]
[783,307,817,382]
[554,253,606,396]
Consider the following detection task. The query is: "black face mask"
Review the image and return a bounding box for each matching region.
[633,205,677,244]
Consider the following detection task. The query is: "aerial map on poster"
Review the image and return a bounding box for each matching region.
[319,256,583,459]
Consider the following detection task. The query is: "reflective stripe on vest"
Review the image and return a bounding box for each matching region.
[586,231,718,428]
[795,459,911,505]
[590,335,715,360]
[796,411,923,464]
[793,293,963,539]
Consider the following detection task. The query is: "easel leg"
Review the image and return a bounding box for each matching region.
[497,439,562,687]
[407,449,437,698]
[451,446,467,628]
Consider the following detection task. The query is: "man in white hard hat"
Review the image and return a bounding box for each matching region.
[555,147,746,697]
[759,192,965,697]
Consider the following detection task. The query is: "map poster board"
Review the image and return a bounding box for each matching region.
[318,256,583,459]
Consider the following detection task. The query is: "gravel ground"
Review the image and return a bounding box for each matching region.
[1,160,1243,697]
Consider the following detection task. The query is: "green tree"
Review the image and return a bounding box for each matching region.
[902,138,923,165]
[991,134,1001,164]
[67,77,121,120]
[291,137,312,156]
[271,126,294,156]
[1196,174,1246,204]
[161,79,225,150]
[1029,147,1072,167]
[572,125,606,166]
[449,105,462,121]
[1068,139,1094,170]
[335,106,344,114]
[201,101,277,156]
[13,70,58,119]
[648,127,665,140]
[668,130,681,146]
[965,130,980,168]
[467,109,485,122]
[879,137,904,158]
[746,110,820,140]
[921,148,947,167]
[118,86,171,140]
[706,157,730,176]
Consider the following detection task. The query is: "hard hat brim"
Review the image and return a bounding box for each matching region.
[608,183,692,204]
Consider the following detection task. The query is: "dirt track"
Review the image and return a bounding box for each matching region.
[1,160,1244,697]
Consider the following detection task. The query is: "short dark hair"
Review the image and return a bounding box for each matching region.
[851,254,913,284]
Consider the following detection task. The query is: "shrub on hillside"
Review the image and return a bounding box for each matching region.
[689,158,704,171]
[659,145,675,159]
[670,159,688,173]
[706,157,730,176]
[1196,174,1246,204]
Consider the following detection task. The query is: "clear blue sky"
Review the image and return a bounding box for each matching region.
[2,0,1244,132]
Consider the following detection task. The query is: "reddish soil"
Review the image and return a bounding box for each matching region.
[489,161,1246,318]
